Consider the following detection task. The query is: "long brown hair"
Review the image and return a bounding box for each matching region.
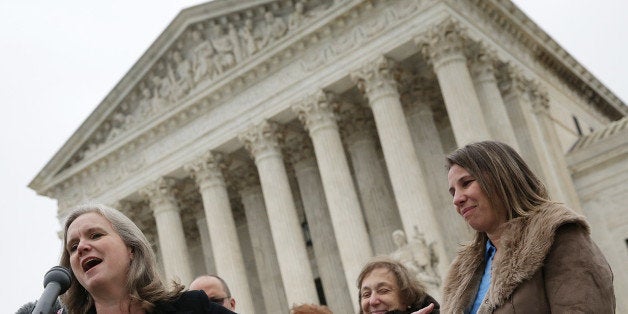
[446,140,550,221]
[59,203,184,313]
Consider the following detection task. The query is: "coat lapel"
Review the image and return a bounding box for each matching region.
[484,204,588,310]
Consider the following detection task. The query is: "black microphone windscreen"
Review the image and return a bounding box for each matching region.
[43,266,72,293]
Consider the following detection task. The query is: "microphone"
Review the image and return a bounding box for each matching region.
[32,266,72,314]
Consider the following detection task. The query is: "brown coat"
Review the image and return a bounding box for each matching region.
[441,204,615,313]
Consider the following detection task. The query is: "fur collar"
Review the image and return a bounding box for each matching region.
[442,204,588,313]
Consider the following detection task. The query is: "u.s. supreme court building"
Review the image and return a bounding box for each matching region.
[30,0,628,313]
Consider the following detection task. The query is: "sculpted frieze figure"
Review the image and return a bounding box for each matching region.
[227,23,244,63]
[259,11,287,49]
[138,83,156,116]
[171,49,193,97]
[148,76,167,111]
[123,92,139,124]
[152,61,175,104]
[209,24,236,73]
[238,18,258,57]
[106,110,126,141]
[190,29,219,83]
[83,141,99,159]
[288,1,307,31]
[390,228,441,289]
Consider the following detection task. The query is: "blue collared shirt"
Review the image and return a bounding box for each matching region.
[468,240,496,314]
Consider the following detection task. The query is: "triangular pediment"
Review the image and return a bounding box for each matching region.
[29,0,627,200]
[29,0,341,194]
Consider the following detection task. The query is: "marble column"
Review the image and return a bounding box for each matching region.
[195,215,216,274]
[184,152,254,314]
[497,65,572,203]
[284,131,355,314]
[185,225,207,277]
[402,84,472,257]
[292,91,373,310]
[239,120,319,306]
[418,19,491,145]
[233,162,288,314]
[497,65,548,177]
[140,177,193,285]
[469,48,520,150]
[498,67,581,211]
[233,206,266,313]
[351,56,449,276]
[529,87,583,212]
[339,102,402,255]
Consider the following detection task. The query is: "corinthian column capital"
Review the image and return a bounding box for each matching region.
[469,45,498,83]
[417,18,468,70]
[139,177,179,213]
[497,63,531,96]
[184,151,226,189]
[350,55,399,104]
[238,120,283,161]
[292,90,339,133]
[529,82,551,113]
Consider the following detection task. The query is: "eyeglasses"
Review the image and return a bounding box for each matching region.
[208,296,229,304]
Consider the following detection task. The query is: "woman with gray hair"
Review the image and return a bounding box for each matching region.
[59,203,235,313]
[357,256,439,314]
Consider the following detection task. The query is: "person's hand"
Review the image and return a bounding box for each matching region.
[411,302,434,314]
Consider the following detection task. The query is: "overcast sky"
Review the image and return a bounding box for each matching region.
[0,0,626,311]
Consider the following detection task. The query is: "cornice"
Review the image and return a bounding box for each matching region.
[566,117,628,175]
[570,117,628,152]
[451,0,626,119]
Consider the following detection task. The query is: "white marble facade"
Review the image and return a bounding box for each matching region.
[29,0,627,313]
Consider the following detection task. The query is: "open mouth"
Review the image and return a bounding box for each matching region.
[82,257,103,272]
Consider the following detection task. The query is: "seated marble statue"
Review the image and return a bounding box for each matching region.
[390,228,441,288]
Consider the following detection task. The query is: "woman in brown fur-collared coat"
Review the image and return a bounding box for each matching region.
[442,141,615,314]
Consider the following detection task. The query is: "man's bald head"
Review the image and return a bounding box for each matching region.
[189,275,236,310]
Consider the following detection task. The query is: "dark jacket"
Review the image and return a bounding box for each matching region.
[412,293,440,314]
[80,290,236,314]
[441,204,615,313]
[386,293,441,314]
[154,290,237,314]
